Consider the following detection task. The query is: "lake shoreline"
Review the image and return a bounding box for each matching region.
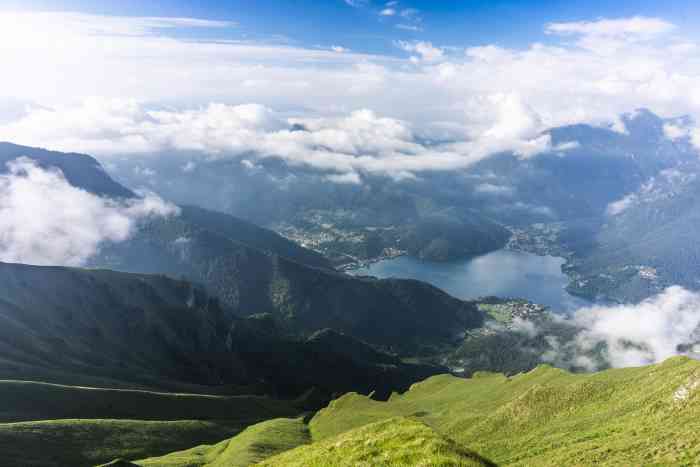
[348,249,591,313]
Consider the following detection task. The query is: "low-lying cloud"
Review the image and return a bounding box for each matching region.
[0,100,553,181]
[536,287,700,370]
[0,158,179,267]
[573,286,700,368]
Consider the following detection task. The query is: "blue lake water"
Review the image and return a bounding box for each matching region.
[352,249,590,312]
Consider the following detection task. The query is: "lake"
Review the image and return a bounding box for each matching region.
[352,249,589,312]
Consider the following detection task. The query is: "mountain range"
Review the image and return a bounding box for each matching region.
[104,110,700,303]
[2,112,700,466]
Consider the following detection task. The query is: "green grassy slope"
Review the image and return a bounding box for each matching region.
[0,380,300,467]
[138,417,309,467]
[258,418,495,467]
[0,419,246,467]
[0,380,297,423]
[308,357,700,466]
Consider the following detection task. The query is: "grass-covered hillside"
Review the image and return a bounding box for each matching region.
[129,416,495,467]
[258,418,495,467]
[136,417,310,467]
[2,418,249,467]
[0,380,300,467]
[0,380,297,423]
[305,356,700,466]
[94,356,700,466]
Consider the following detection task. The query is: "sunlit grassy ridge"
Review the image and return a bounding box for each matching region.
[133,416,494,467]
[257,417,495,467]
[137,417,309,467]
[308,357,700,466]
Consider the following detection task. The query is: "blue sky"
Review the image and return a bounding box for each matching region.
[4,0,700,54]
[1,0,700,179]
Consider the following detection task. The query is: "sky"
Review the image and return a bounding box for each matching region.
[1,0,700,178]
[3,0,700,55]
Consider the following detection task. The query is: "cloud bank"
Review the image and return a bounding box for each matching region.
[0,100,553,180]
[1,13,700,181]
[534,287,700,370]
[0,158,179,267]
[572,287,700,368]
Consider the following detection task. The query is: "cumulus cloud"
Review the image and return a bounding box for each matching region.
[344,0,368,7]
[474,183,514,196]
[529,287,700,370]
[2,11,699,129]
[396,7,423,31]
[325,172,362,184]
[573,287,700,368]
[397,41,444,62]
[0,100,553,181]
[0,11,235,38]
[663,120,700,148]
[396,23,422,32]
[2,12,700,175]
[0,158,178,266]
[546,16,675,40]
[664,123,689,140]
[606,193,637,216]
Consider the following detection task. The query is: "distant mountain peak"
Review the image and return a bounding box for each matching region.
[0,141,135,198]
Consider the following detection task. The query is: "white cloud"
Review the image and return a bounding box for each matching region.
[400,8,420,19]
[610,115,629,134]
[0,158,178,266]
[0,11,235,38]
[474,183,514,196]
[606,193,637,216]
[397,41,443,62]
[664,123,689,140]
[663,120,700,148]
[547,16,675,39]
[377,3,422,29]
[2,12,700,174]
[396,23,423,32]
[546,17,677,56]
[0,100,554,180]
[553,141,580,152]
[572,287,700,368]
[325,172,362,184]
[511,317,538,339]
[181,161,197,173]
[396,8,423,31]
[2,12,697,132]
[537,287,700,370]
